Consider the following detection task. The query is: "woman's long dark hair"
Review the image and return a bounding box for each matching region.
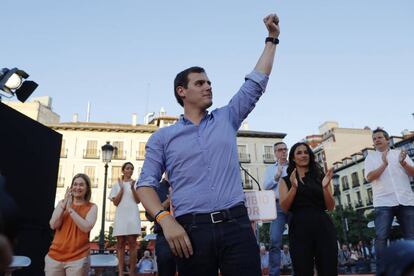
[287,142,324,181]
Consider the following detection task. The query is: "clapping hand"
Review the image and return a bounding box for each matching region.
[62,187,71,209]
[381,151,388,166]
[322,168,334,189]
[289,168,299,189]
[399,150,407,166]
[65,190,73,210]
[130,180,136,190]
[118,178,124,190]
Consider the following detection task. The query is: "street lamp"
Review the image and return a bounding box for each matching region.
[99,141,114,253]
[333,174,349,245]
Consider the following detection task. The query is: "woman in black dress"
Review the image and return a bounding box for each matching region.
[279,142,338,276]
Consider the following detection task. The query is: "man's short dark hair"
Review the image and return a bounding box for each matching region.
[274,142,286,148]
[373,128,390,140]
[174,66,205,107]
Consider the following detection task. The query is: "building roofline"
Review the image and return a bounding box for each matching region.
[237,130,286,138]
[48,122,158,133]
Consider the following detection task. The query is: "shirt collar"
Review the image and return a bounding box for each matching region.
[178,111,210,125]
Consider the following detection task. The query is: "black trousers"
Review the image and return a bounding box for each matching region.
[175,208,261,276]
[155,232,177,276]
[289,208,338,276]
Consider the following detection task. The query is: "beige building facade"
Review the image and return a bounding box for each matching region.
[7,98,286,239]
[304,121,374,171]
[3,96,60,124]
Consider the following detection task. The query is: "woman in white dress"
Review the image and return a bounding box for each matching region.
[109,162,141,276]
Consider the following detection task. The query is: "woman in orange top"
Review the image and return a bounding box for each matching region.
[45,173,98,276]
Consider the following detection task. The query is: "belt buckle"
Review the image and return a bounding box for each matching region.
[210,211,223,224]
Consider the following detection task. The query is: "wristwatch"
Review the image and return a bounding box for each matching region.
[265,37,279,45]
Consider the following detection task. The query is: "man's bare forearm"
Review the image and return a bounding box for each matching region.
[254,43,277,76]
[137,186,164,217]
[366,163,387,182]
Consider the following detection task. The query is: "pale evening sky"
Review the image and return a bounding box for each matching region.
[2,0,414,146]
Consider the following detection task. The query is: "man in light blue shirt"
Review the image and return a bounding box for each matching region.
[137,13,280,276]
[263,142,288,276]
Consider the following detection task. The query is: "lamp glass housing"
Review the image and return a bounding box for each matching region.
[5,73,22,89]
[101,142,114,163]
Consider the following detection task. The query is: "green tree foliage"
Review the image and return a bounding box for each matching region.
[330,208,375,246]
[92,226,117,248]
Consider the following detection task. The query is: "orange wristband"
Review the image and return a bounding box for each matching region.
[156,211,170,223]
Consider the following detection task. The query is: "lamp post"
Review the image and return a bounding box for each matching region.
[99,141,114,253]
[333,174,349,246]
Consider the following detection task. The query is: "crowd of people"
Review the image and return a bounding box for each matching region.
[2,11,414,276]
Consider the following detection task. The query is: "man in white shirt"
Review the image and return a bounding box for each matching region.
[263,142,288,276]
[364,128,414,271]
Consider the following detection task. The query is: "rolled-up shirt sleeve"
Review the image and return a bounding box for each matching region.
[228,70,269,130]
[137,131,165,190]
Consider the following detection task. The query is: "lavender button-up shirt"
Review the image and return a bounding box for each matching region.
[137,70,269,217]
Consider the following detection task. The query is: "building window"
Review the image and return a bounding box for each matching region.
[84,140,100,159]
[263,145,275,164]
[60,139,67,158]
[238,145,250,163]
[362,169,367,183]
[136,167,142,178]
[351,172,360,187]
[84,166,98,188]
[366,188,373,205]
[241,169,252,189]
[112,141,125,160]
[355,191,363,207]
[346,194,352,208]
[110,166,122,188]
[342,176,349,190]
[137,142,146,160]
[57,165,64,187]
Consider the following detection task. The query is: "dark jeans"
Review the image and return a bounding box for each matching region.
[374,205,414,271]
[175,212,261,276]
[269,201,288,276]
[155,232,177,276]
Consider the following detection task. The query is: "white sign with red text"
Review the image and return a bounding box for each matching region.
[245,190,276,222]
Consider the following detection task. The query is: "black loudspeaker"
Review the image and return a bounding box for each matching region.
[0,102,61,276]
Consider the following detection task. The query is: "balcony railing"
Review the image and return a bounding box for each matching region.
[354,200,364,208]
[136,150,146,160]
[243,179,253,190]
[263,153,275,164]
[342,184,350,191]
[57,177,65,188]
[112,150,126,160]
[60,149,68,158]
[83,149,100,159]
[105,211,115,222]
[346,202,353,209]
[366,198,373,206]
[352,180,360,188]
[238,153,251,163]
